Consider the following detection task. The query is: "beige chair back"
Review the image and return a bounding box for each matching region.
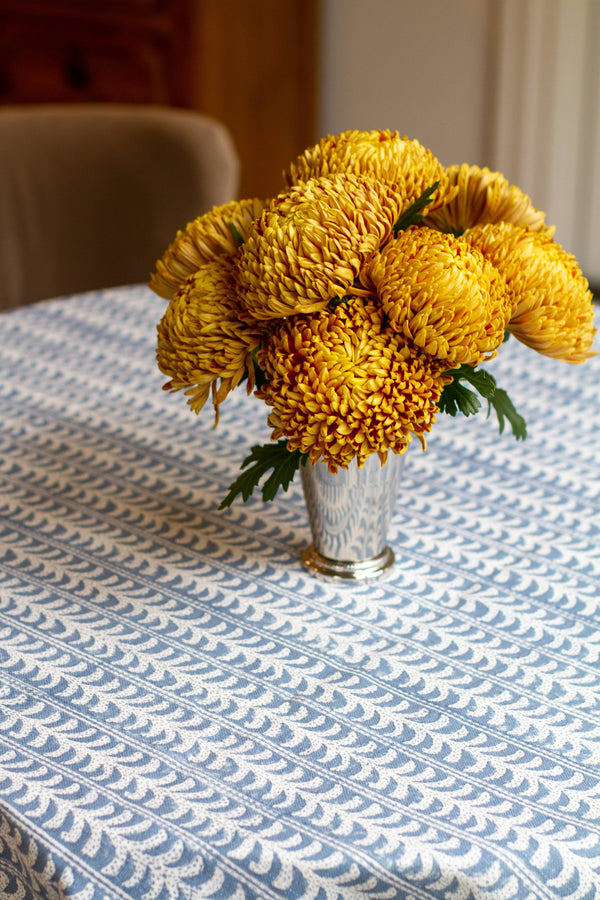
[0,104,240,309]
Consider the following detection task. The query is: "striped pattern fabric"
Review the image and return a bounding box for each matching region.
[0,285,598,900]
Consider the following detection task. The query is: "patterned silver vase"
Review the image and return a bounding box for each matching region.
[300,452,406,580]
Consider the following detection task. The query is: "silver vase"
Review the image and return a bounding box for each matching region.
[300,452,405,581]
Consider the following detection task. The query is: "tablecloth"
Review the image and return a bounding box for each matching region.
[0,285,599,900]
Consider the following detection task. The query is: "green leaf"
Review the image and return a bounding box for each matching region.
[393,181,440,235]
[450,364,498,401]
[440,364,527,441]
[238,347,268,391]
[488,388,527,440]
[330,294,352,309]
[438,379,482,418]
[231,222,244,246]
[219,441,308,509]
[251,348,268,390]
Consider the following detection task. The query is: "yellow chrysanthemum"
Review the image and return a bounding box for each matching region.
[150,198,266,300]
[284,129,454,214]
[156,259,265,418]
[424,164,554,236]
[235,174,407,321]
[256,297,448,471]
[464,222,596,362]
[367,226,513,368]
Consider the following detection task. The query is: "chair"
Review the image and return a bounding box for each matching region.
[0,104,240,310]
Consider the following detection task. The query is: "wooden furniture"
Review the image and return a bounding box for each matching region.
[0,0,319,198]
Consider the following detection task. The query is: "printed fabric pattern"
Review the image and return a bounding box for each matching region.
[0,286,598,900]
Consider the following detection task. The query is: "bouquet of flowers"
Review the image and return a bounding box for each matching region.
[150,129,596,507]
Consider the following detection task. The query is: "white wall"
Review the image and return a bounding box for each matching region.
[491,0,600,284]
[318,0,600,285]
[318,0,496,167]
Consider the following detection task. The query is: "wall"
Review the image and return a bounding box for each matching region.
[318,0,496,167]
[318,0,600,286]
[490,0,600,285]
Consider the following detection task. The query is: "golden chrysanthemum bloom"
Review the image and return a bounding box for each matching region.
[464,222,596,362]
[423,164,554,237]
[367,226,513,368]
[150,198,266,300]
[256,297,448,471]
[156,259,265,419]
[284,129,454,214]
[235,174,407,321]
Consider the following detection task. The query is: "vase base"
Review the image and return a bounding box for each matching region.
[301,544,395,581]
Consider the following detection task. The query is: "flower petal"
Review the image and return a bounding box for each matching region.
[368,226,512,368]
[257,297,448,470]
[150,198,265,300]
[156,259,266,418]
[465,222,597,362]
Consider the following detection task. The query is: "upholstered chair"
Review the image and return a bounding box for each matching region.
[0,104,240,309]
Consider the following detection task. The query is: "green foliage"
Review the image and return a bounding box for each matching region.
[239,348,268,391]
[251,349,268,389]
[439,378,483,419]
[219,441,308,508]
[489,387,527,438]
[330,294,352,309]
[231,223,244,246]
[393,182,440,235]
[439,364,527,440]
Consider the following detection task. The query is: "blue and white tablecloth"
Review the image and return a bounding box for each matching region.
[0,285,599,900]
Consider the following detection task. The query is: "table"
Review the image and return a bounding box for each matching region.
[0,284,599,900]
